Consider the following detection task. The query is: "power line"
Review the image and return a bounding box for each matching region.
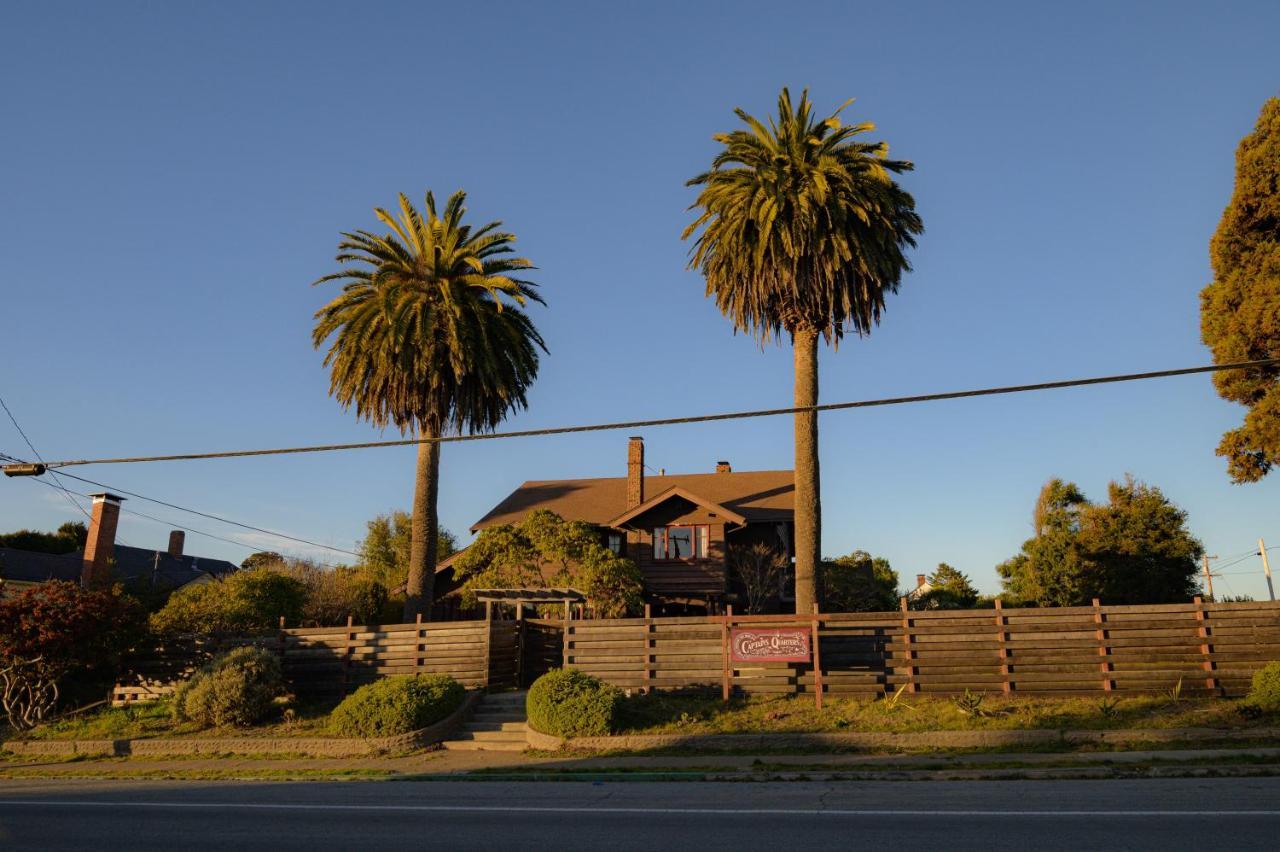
[16,477,349,569]
[47,470,361,559]
[17,357,1280,471]
[3,450,360,559]
[0,394,93,521]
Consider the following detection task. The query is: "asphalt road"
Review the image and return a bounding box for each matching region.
[1,777,1278,850]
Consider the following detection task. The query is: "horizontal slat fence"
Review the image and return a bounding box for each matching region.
[114,618,502,705]
[564,599,1280,699]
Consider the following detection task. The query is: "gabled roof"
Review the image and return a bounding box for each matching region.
[472,470,794,531]
[606,486,748,529]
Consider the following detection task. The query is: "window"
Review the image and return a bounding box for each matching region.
[606,533,623,555]
[653,525,710,560]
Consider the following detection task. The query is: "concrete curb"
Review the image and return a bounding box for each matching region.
[527,724,1280,753]
[2,689,481,758]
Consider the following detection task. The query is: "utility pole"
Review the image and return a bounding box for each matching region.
[1202,554,1218,602]
[1261,538,1275,602]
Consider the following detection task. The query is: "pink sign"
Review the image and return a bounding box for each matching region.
[730,627,811,663]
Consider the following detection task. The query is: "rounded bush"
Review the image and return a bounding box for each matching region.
[172,646,286,728]
[329,674,465,738]
[526,668,624,737]
[1246,661,1280,712]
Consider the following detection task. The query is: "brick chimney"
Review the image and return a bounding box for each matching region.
[627,436,644,508]
[82,493,125,588]
[168,530,185,558]
[716,460,732,473]
[916,573,927,589]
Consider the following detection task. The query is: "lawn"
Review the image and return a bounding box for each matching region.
[11,697,340,742]
[615,691,1276,736]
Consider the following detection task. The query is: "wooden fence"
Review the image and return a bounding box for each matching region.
[114,598,1280,705]
[114,617,515,705]
[564,598,1280,699]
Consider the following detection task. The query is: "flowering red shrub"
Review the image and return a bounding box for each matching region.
[0,581,143,729]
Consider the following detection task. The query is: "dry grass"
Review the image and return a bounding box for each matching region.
[617,692,1274,735]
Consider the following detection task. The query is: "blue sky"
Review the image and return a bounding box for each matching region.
[2,1,1278,597]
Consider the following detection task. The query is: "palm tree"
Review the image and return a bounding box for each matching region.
[683,88,922,613]
[313,191,545,621]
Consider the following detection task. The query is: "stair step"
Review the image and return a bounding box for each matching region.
[441,739,527,752]
[473,709,525,719]
[465,720,528,733]
[460,730,528,743]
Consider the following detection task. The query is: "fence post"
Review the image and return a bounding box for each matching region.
[562,600,571,670]
[995,599,1012,694]
[515,603,525,690]
[276,615,287,672]
[721,604,733,703]
[642,603,653,695]
[483,601,493,691]
[899,597,917,693]
[1092,598,1114,692]
[415,612,425,675]
[811,603,823,709]
[1194,595,1221,695]
[342,614,354,691]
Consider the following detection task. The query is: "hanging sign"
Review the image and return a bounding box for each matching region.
[730,627,811,663]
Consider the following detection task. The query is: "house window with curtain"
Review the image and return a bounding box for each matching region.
[653,525,709,560]
[606,532,623,555]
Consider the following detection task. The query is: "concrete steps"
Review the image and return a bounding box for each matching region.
[441,691,529,752]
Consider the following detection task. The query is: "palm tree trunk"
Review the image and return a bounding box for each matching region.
[792,327,821,614]
[404,430,441,622]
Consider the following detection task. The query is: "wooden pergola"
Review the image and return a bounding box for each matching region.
[472,587,586,620]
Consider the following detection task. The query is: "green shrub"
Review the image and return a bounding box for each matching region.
[1245,661,1280,712]
[329,674,465,738]
[172,646,286,728]
[150,568,306,635]
[526,668,624,737]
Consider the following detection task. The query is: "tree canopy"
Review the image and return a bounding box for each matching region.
[1200,97,1280,482]
[357,511,456,590]
[914,563,979,610]
[149,567,307,634]
[682,87,923,615]
[997,476,1203,606]
[312,190,546,620]
[822,550,900,612]
[0,522,88,555]
[452,510,643,617]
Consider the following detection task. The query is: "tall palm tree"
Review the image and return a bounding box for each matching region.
[683,88,922,614]
[313,191,545,621]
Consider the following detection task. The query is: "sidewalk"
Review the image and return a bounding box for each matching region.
[6,745,1280,782]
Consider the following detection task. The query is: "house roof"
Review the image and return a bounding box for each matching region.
[471,469,794,531]
[606,486,748,529]
[0,544,239,588]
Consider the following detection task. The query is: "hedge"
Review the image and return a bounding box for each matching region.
[526,668,623,737]
[329,674,465,738]
[172,646,287,728]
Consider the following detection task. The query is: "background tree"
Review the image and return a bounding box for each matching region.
[684,88,922,613]
[913,563,979,609]
[357,510,456,590]
[241,551,284,571]
[729,541,788,614]
[822,550,900,612]
[452,510,643,617]
[0,521,88,555]
[270,558,389,626]
[313,191,545,621]
[997,476,1203,606]
[1200,97,1280,482]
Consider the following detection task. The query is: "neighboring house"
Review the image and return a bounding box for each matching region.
[905,573,932,602]
[0,493,238,596]
[446,437,795,613]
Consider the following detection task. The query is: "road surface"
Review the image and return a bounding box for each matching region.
[1,776,1277,850]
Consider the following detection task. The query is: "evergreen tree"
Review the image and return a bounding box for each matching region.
[1200,97,1280,482]
[997,476,1203,606]
[916,563,979,609]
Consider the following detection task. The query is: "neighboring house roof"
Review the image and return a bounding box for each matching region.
[607,486,748,529]
[0,544,238,589]
[472,470,794,531]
